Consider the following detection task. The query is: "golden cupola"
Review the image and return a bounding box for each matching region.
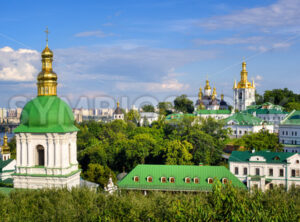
[1,133,10,155]
[204,80,211,90]
[37,28,57,96]
[212,85,217,98]
[198,87,203,100]
[237,61,253,89]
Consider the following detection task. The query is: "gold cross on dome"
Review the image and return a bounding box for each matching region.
[45,27,50,46]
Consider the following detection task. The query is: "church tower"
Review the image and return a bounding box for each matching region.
[1,133,11,161]
[233,61,255,111]
[13,30,80,189]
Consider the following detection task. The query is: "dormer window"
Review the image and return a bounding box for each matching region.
[161,177,167,183]
[185,177,191,183]
[274,156,280,160]
[169,177,175,183]
[207,178,213,184]
[147,176,152,183]
[194,177,199,184]
[222,178,228,184]
[134,176,139,182]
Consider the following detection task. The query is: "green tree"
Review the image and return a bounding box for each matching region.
[285,102,300,112]
[141,104,155,112]
[158,102,173,115]
[234,130,283,152]
[82,163,115,188]
[174,95,194,113]
[164,140,193,165]
[125,110,141,125]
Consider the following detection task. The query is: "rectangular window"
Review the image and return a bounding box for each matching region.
[280,169,284,177]
[269,168,273,176]
[291,169,296,177]
[296,170,300,177]
[255,168,260,176]
[235,167,239,175]
[243,167,247,175]
[296,132,298,136]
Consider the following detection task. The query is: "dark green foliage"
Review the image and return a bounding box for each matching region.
[141,104,155,112]
[256,88,300,109]
[233,130,283,152]
[174,94,194,113]
[157,102,173,116]
[0,185,299,221]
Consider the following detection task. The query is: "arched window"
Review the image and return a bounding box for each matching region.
[169,177,175,183]
[194,177,199,184]
[207,178,214,184]
[222,178,228,184]
[36,145,45,166]
[161,177,167,183]
[147,176,152,182]
[185,177,191,183]
[134,176,139,182]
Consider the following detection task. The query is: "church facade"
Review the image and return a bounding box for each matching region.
[13,40,81,189]
[195,80,229,111]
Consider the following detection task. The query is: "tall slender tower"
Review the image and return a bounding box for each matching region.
[233,61,256,111]
[13,30,80,189]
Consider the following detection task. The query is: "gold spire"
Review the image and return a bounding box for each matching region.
[37,27,58,96]
[233,80,237,89]
[237,61,253,89]
[117,101,120,108]
[1,133,10,155]
[212,85,217,97]
[221,94,224,100]
[198,87,203,100]
[205,79,211,90]
[252,79,255,88]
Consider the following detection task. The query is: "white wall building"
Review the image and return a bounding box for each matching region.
[279,110,300,153]
[233,61,256,111]
[229,150,300,191]
[223,113,274,138]
[139,112,159,125]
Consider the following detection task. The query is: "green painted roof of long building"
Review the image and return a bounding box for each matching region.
[281,110,300,125]
[118,164,246,191]
[194,110,231,115]
[243,109,288,115]
[223,113,269,126]
[229,151,295,163]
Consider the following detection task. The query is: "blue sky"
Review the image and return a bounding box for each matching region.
[0,0,300,109]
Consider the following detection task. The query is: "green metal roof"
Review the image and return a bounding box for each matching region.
[223,113,269,126]
[194,110,231,115]
[14,96,78,133]
[229,151,295,164]
[281,110,300,125]
[165,113,195,121]
[243,109,288,115]
[0,159,14,172]
[118,164,246,191]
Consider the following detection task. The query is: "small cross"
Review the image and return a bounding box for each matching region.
[45,27,50,46]
[243,56,245,62]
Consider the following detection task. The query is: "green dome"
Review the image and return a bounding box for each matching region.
[14,96,78,133]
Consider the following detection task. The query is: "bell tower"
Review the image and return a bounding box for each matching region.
[233,61,256,111]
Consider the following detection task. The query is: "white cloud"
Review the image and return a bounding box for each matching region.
[0,47,39,81]
[116,79,189,93]
[199,0,300,30]
[193,36,263,45]
[74,30,114,38]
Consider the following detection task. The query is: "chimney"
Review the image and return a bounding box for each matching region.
[199,163,203,166]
